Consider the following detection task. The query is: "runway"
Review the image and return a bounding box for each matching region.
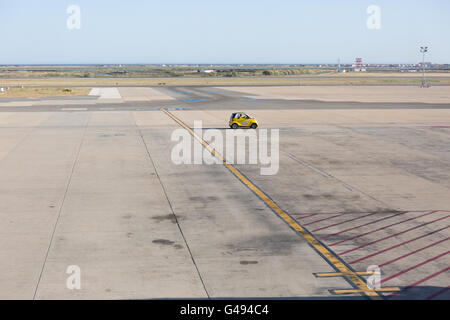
[1,86,450,112]
[0,86,449,299]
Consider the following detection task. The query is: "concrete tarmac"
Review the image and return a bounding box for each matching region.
[0,86,448,299]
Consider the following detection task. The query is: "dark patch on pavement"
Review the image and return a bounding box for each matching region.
[153,239,184,250]
[226,234,297,256]
[152,214,177,223]
[153,239,175,245]
[189,196,219,201]
[302,194,335,200]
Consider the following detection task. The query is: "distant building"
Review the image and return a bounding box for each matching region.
[418,62,432,68]
[201,69,215,73]
[352,58,366,72]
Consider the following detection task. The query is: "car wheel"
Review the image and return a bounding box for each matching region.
[251,123,258,129]
[232,123,239,129]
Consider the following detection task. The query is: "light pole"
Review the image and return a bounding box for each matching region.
[420,46,428,87]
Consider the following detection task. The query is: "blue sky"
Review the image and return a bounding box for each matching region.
[0,0,449,64]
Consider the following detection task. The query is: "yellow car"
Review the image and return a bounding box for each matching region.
[229,112,258,129]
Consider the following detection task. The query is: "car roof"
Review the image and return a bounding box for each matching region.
[231,112,251,117]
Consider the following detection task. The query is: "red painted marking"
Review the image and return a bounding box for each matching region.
[311,211,381,232]
[331,210,437,247]
[426,286,450,300]
[292,213,320,220]
[321,211,408,240]
[381,251,449,284]
[338,214,449,255]
[389,267,450,298]
[303,213,346,226]
[379,237,449,268]
[348,226,449,264]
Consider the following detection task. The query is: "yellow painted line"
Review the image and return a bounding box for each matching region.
[331,288,401,295]
[161,108,382,300]
[316,272,378,278]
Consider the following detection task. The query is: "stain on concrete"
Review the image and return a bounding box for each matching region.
[152,214,177,224]
[227,234,296,256]
[240,260,259,265]
[189,196,219,202]
[153,239,184,250]
[153,239,175,245]
[303,194,335,200]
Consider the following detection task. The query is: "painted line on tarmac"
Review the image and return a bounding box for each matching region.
[350,225,449,265]
[284,151,390,207]
[285,152,333,179]
[381,251,449,284]
[331,288,400,295]
[389,267,450,298]
[292,212,321,220]
[425,285,450,300]
[378,237,449,268]
[303,212,347,226]
[61,107,88,111]
[161,108,382,300]
[338,214,449,255]
[330,210,438,247]
[315,271,375,277]
[312,211,392,233]
[321,211,409,241]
